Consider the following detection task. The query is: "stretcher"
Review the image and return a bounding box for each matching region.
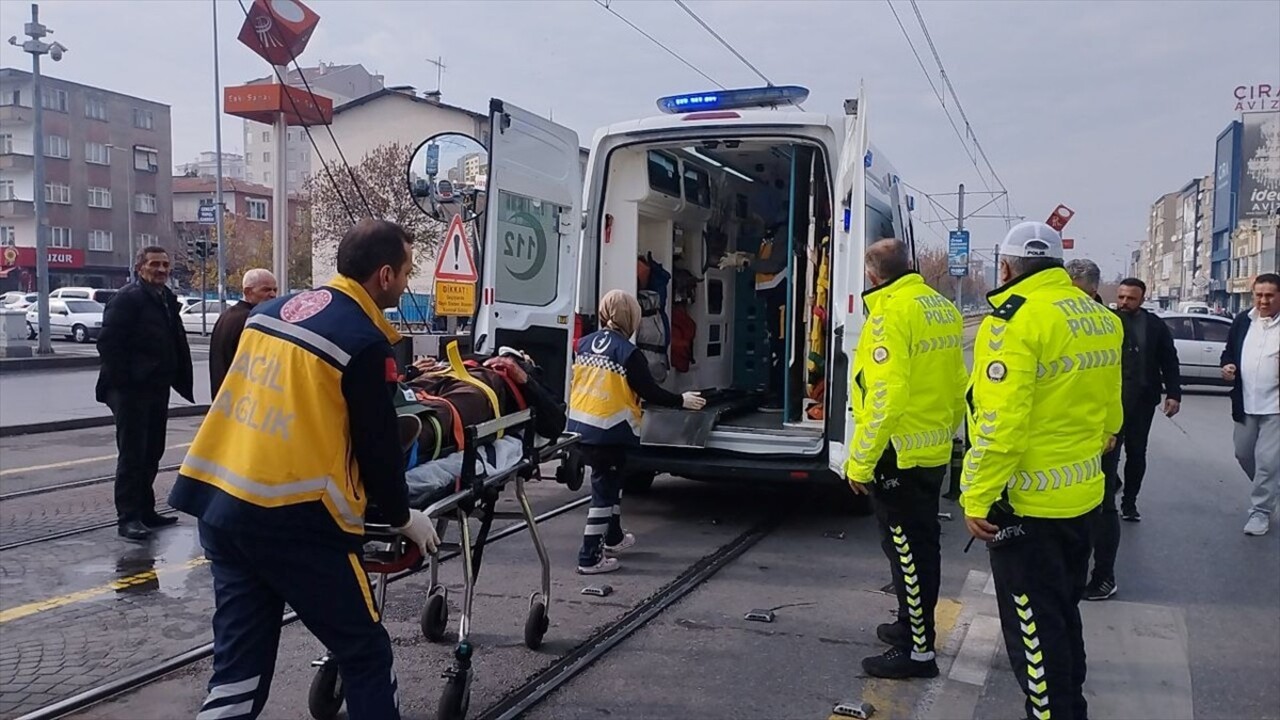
[307,408,581,720]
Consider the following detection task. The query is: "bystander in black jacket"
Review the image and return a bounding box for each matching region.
[1220,311,1280,423]
[1118,308,1182,408]
[208,300,254,397]
[96,281,194,404]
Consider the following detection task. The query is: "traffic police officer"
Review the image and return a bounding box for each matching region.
[847,239,966,679]
[170,219,439,720]
[961,222,1123,720]
[568,290,705,574]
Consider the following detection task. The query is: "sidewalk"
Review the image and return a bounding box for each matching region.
[0,361,213,431]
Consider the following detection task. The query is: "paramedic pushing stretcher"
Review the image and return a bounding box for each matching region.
[961,223,1123,720]
[169,219,440,720]
[568,290,706,575]
[846,239,966,679]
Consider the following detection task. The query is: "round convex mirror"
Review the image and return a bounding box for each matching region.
[408,132,489,226]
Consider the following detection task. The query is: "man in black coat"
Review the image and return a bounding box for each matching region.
[96,246,195,541]
[1113,278,1182,522]
[208,268,277,397]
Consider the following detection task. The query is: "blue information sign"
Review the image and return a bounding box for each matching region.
[948,229,970,277]
[197,205,217,225]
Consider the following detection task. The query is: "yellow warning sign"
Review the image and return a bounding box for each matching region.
[434,280,475,317]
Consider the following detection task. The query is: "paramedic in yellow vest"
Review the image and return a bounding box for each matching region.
[169,219,440,720]
[721,222,790,410]
[568,290,706,574]
[846,238,966,679]
[961,222,1123,720]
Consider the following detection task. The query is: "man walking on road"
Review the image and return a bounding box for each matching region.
[1112,278,1182,522]
[96,245,194,542]
[847,239,966,679]
[1067,260,1125,601]
[208,268,278,396]
[962,223,1122,720]
[1220,273,1280,536]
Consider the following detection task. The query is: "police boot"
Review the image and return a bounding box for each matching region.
[861,647,939,680]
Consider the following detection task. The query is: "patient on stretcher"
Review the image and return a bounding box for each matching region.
[393,348,566,507]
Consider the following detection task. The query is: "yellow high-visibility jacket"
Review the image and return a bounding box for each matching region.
[846,273,966,483]
[961,267,1123,519]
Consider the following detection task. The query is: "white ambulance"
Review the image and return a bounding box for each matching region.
[471,86,918,493]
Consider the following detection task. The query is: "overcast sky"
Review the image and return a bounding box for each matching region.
[2,0,1277,275]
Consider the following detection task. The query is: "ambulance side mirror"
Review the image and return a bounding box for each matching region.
[407,132,489,227]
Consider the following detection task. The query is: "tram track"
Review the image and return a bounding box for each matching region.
[0,464,181,503]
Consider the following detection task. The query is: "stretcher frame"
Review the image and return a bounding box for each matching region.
[306,407,580,720]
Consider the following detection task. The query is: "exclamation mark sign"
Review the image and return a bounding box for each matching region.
[453,233,461,272]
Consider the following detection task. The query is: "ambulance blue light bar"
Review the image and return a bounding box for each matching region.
[657,85,810,114]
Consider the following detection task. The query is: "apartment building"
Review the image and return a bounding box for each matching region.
[177,151,246,180]
[0,68,172,291]
[241,62,384,194]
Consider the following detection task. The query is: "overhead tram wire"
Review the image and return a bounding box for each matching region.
[231,0,365,223]
[593,0,725,89]
[670,0,806,111]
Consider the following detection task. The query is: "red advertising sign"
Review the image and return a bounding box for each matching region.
[237,0,320,67]
[0,246,86,269]
[1062,238,1076,250]
[1046,204,1075,232]
[224,83,332,126]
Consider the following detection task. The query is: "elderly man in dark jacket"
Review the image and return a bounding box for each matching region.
[96,246,194,541]
[208,268,277,396]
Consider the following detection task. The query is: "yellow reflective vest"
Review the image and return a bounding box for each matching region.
[846,273,966,483]
[567,329,644,446]
[170,275,402,542]
[961,267,1123,519]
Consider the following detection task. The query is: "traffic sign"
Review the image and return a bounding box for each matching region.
[948,229,970,277]
[434,280,475,317]
[197,205,217,225]
[1046,204,1075,232]
[1062,238,1076,250]
[434,214,478,283]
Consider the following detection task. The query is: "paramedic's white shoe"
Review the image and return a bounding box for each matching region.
[578,556,621,575]
[604,532,636,554]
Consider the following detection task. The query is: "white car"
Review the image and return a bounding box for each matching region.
[26,299,105,343]
[49,286,119,305]
[2,291,35,309]
[1158,312,1233,386]
[179,300,225,334]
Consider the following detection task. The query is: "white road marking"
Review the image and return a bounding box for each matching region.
[948,614,1003,686]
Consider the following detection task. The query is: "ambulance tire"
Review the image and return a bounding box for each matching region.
[622,471,656,495]
[307,659,344,720]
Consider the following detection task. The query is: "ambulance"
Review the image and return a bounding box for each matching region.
[471,85,919,493]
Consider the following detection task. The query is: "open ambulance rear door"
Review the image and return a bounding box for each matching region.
[473,100,583,400]
[826,90,869,478]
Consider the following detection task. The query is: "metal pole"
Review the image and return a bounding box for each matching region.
[201,236,208,335]
[29,4,51,355]
[956,183,965,311]
[126,164,134,282]
[213,0,226,306]
[272,65,289,292]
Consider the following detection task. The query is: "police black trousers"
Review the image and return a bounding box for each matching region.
[1090,440,1123,584]
[197,521,400,720]
[578,446,626,567]
[1120,401,1157,509]
[872,464,945,659]
[106,387,170,523]
[988,512,1093,720]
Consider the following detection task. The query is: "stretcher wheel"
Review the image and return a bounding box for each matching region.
[622,471,656,495]
[307,659,344,720]
[556,454,584,492]
[436,675,470,720]
[524,599,549,650]
[421,592,449,642]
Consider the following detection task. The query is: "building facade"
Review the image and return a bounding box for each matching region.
[1145,191,1182,304]
[0,68,172,291]
[241,63,384,194]
[176,151,246,180]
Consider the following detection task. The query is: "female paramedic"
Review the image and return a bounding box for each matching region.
[567,289,707,574]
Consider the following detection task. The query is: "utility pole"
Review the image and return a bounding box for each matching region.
[426,56,446,94]
[272,66,289,293]
[10,3,67,356]
[213,0,227,307]
[956,182,965,311]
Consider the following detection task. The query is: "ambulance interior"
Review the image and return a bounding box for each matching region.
[596,138,876,452]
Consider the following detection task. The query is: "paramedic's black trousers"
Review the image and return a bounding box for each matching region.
[873,465,945,659]
[105,387,170,524]
[198,521,401,720]
[988,512,1093,720]
[578,446,626,567]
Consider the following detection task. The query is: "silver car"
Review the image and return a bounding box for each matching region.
[1157,312,1233,386]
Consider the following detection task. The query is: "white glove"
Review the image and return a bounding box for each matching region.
[717,252,752,270]
[682,391,707,410]
[395,509,439,555]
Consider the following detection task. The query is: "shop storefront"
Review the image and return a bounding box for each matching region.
[0,247,129,292]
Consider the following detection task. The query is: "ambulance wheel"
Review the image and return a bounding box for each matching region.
[524,600,549,650]
[621,472,655,495]
[307,660,344,720]
[421,592,449,642]
[436,676,470,720]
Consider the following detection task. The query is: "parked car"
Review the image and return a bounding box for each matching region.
[25,299,105,343]
[2,291,34,308]
[179,300,225,334]
[49,287,118,305]
[1158,312,1233,386]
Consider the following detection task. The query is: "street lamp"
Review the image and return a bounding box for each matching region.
[104,143,134,282]
[9,2,68,356]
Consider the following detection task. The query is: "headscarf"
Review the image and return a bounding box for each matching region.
[598,289,641,339]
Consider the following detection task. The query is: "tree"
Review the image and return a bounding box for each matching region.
[916,243,990,309]
[177,213,311,298]
[305,142,442,279]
